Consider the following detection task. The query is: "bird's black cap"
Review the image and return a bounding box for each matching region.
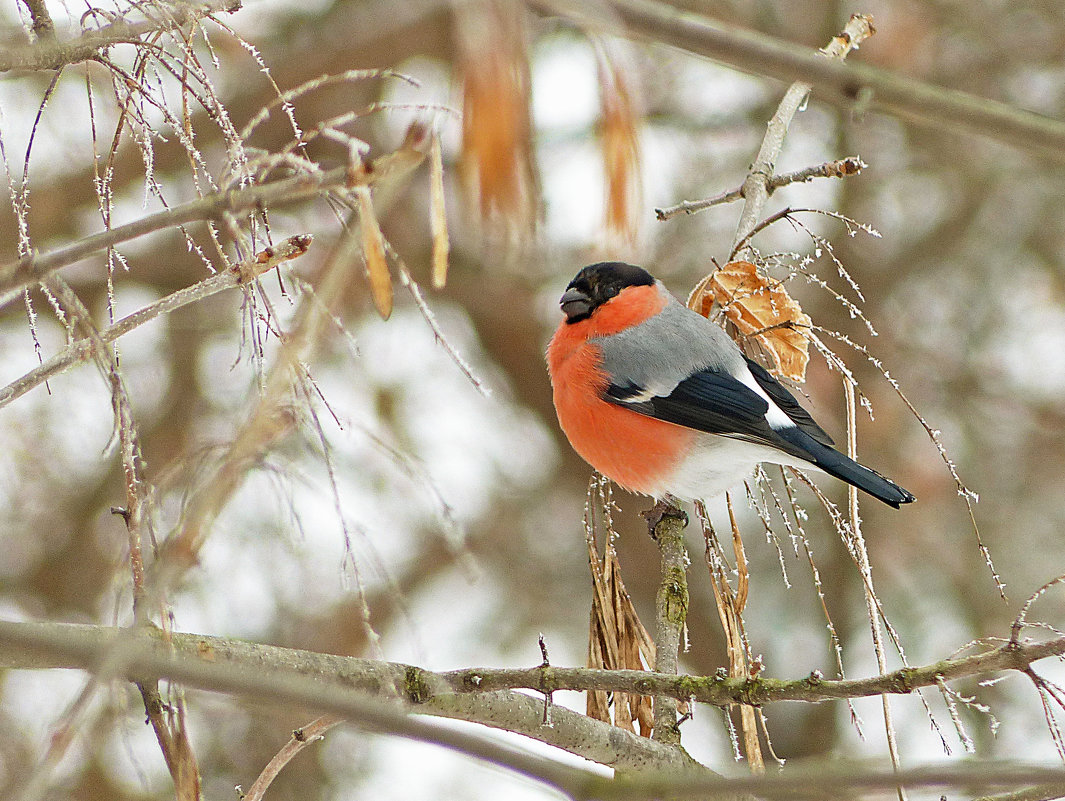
[560,262,655,323]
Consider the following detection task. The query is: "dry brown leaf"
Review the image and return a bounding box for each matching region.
[456,0,536,230]
[429,130,449,289]
[690,260,811,382]
[585,621,611,723]
[355,186,392,320]
[586,531,656,735]
[712,493,763,773]
[366,122,429,189]
[597,50,641,249]
[730,505,750,616]
[586,533,615,724]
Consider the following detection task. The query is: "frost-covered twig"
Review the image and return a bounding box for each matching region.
[0,0,241,73]
[0,165,341,300]
[0,235,311,410]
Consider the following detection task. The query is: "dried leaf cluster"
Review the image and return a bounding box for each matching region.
[690,259,812,382]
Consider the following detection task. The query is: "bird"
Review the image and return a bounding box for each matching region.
[546,262,915,508]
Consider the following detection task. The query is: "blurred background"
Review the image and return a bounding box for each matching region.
[2,0,1065,798]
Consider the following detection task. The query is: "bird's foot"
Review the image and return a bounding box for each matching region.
[640,496,688,540]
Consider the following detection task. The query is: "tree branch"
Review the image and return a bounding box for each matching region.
[644,504,689,745]
[6,619,1065,799]
[17,0,56,42]
[0,122,426,306]
[0,168,338,302]
[0,0,241,73]
[3,621,1062,721]
[0,235,312,410]
[531,0,1065,160]
[0,620,705,784]
[729,13,872,258]
[243,715,342,801]
[654,156,865,221]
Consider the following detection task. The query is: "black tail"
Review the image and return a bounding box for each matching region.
[776,426,915,509]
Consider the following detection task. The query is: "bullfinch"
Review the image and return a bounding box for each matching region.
[546,262,915,508]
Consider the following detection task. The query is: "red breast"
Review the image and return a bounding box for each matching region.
[546,284,696,495]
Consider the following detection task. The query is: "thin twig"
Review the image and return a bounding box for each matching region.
[39,274,202,798]
[539,633,554,726]
[162,226,355,571]
[844,376,906,801]
[0,165,344,302]
[17,0,55,41]
[730,14,874,258]
[0,235,311,410]
[655,156,865,220]
[243,716,341,801]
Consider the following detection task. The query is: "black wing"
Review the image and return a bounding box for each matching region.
[743,357,834,447]
[605,368,812,461]
[606,363,916,508]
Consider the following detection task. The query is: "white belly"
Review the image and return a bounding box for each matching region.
[654,433,819,501]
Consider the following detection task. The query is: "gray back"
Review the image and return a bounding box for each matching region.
[592,284,745,397]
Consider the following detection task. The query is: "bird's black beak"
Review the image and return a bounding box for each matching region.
[560,287,593,323]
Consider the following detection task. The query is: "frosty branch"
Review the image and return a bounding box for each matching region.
[1,0,241,72]
[0,166,345,300]
[0,234,313,410]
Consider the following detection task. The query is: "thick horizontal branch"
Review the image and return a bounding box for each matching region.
[4,620,1062,713]
[0,0,241,73]
[0,620,704,780]
[456,637,1065,707]
[8,620,1065,798]
[533,0,1065,160]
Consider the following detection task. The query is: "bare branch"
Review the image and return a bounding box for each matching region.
[37,275,203,797]
[0,122,427,304]
[532,0,1065,160]
[0,0,241,73]
[655,156,865,221]
[0,168,336,301]
[729,13,873,258]
[6,621,1065,799]
[244,716,342,801]
[645,503,689,744]
[4,621,1064,723]
[0,620,707,783]
[0,235,311,410]
[17,0,56,42]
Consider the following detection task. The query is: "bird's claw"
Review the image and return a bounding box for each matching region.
[640,497,688,540]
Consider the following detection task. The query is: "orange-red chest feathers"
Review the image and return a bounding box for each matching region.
[546,284,695,495]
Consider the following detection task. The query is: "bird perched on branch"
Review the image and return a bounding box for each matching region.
[546,262,914,508]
